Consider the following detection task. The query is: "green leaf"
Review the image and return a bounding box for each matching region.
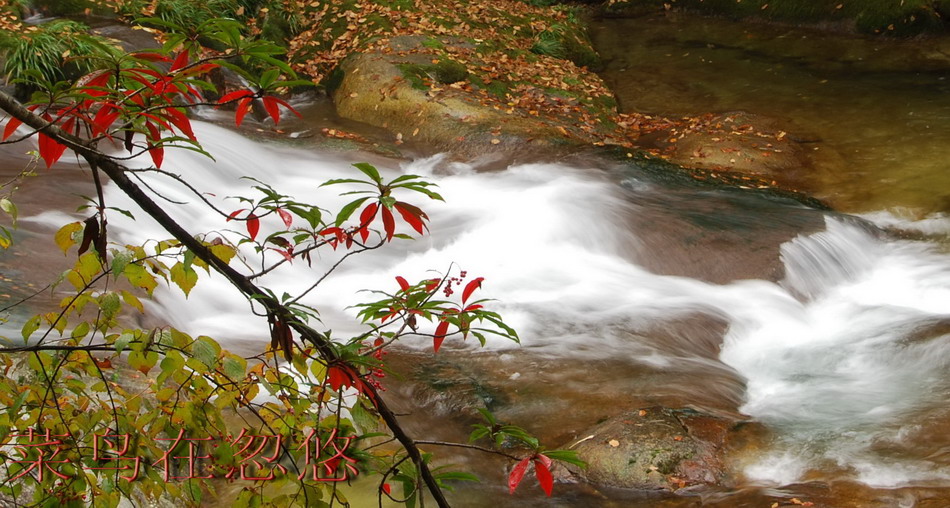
[70,321,90,340]
[114,332,133,355]
[157,350,185,386]
[120,290,144,313]
[259,68,280,89]
[320,178,371,187]
[170,261,198,297]
[124,263,157,295]
[21,315,41,342]
[209,243,236,265]
[111,250,133,280]
[352,162,382,184]
[350,400,379,433]
[543,450,587,468]
[192,336,220,368]
[0,197,16,221]
[335,197,370,227]
[54,222,83,253]
[75,252,102,283]
[222,355,246,379]
[98,292,121,319]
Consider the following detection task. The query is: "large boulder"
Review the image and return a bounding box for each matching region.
[331,46,566,152]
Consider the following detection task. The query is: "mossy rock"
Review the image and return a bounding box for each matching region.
[566,406,735,490]
[331,47,573,151]
[397,58,469,88]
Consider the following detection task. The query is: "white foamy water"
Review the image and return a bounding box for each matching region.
[51,122,950,489]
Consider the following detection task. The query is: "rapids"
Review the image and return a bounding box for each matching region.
[65,121,950,501]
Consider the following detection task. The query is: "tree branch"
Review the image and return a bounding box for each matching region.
[0,89,451,508]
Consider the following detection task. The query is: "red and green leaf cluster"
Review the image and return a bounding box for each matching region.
[0,31,303,170]
[356,270,519,354]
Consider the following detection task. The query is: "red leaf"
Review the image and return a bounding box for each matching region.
[534,459,553,497]
[139,112,171,131]
[382,206,395,242]
[148,144,164,168]
[79,70,111,94]
[91,103,121,136]
[433,320,449,353]
[2,116,22,141]
[131,51,171,62]
[143,121,163,168]
[262,96,281,124]
[327,365,355,391]
[358,203,378,242]
[271,248,293,262]
[535,453,552,469]
[265,96,302,118]
[217,90,255,105]
[394,202,427,235]
[462,304,483,312]
[85,69,111,87]
[359,202,378,227]
[381,483,392,495]
[178,62,218,77]
[38,133,66,168]
[424,278,440,292]
[235,97,253,127]
[170,50,188,71]
[277,208,293,228]
[227,209,246,221]
[246,213,260,241]
[144,120,160,142]
[395,276,410,292]
[163,107,195,140]
[461,277,484,304]
[125,70,157,89]
[37,113,68,168]
[508,458,531,494]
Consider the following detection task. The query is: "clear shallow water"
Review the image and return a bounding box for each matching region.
[591,13,950,216]
[39,122,940,503]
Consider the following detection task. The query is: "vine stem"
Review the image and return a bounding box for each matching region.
[0,89,451,508]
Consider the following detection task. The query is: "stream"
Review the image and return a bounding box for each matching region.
[2,12,950,508]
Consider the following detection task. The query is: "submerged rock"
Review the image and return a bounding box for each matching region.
[654,112,808,182]
[566,406,736,490]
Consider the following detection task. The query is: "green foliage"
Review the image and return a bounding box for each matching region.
[149,0,245,31]
[0,21,118,91]
[530,21,603,71]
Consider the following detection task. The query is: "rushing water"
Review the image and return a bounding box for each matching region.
[9,116,923,504]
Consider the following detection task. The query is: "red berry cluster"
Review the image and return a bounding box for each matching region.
[442,271,468,298]
[363,337,388,391]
